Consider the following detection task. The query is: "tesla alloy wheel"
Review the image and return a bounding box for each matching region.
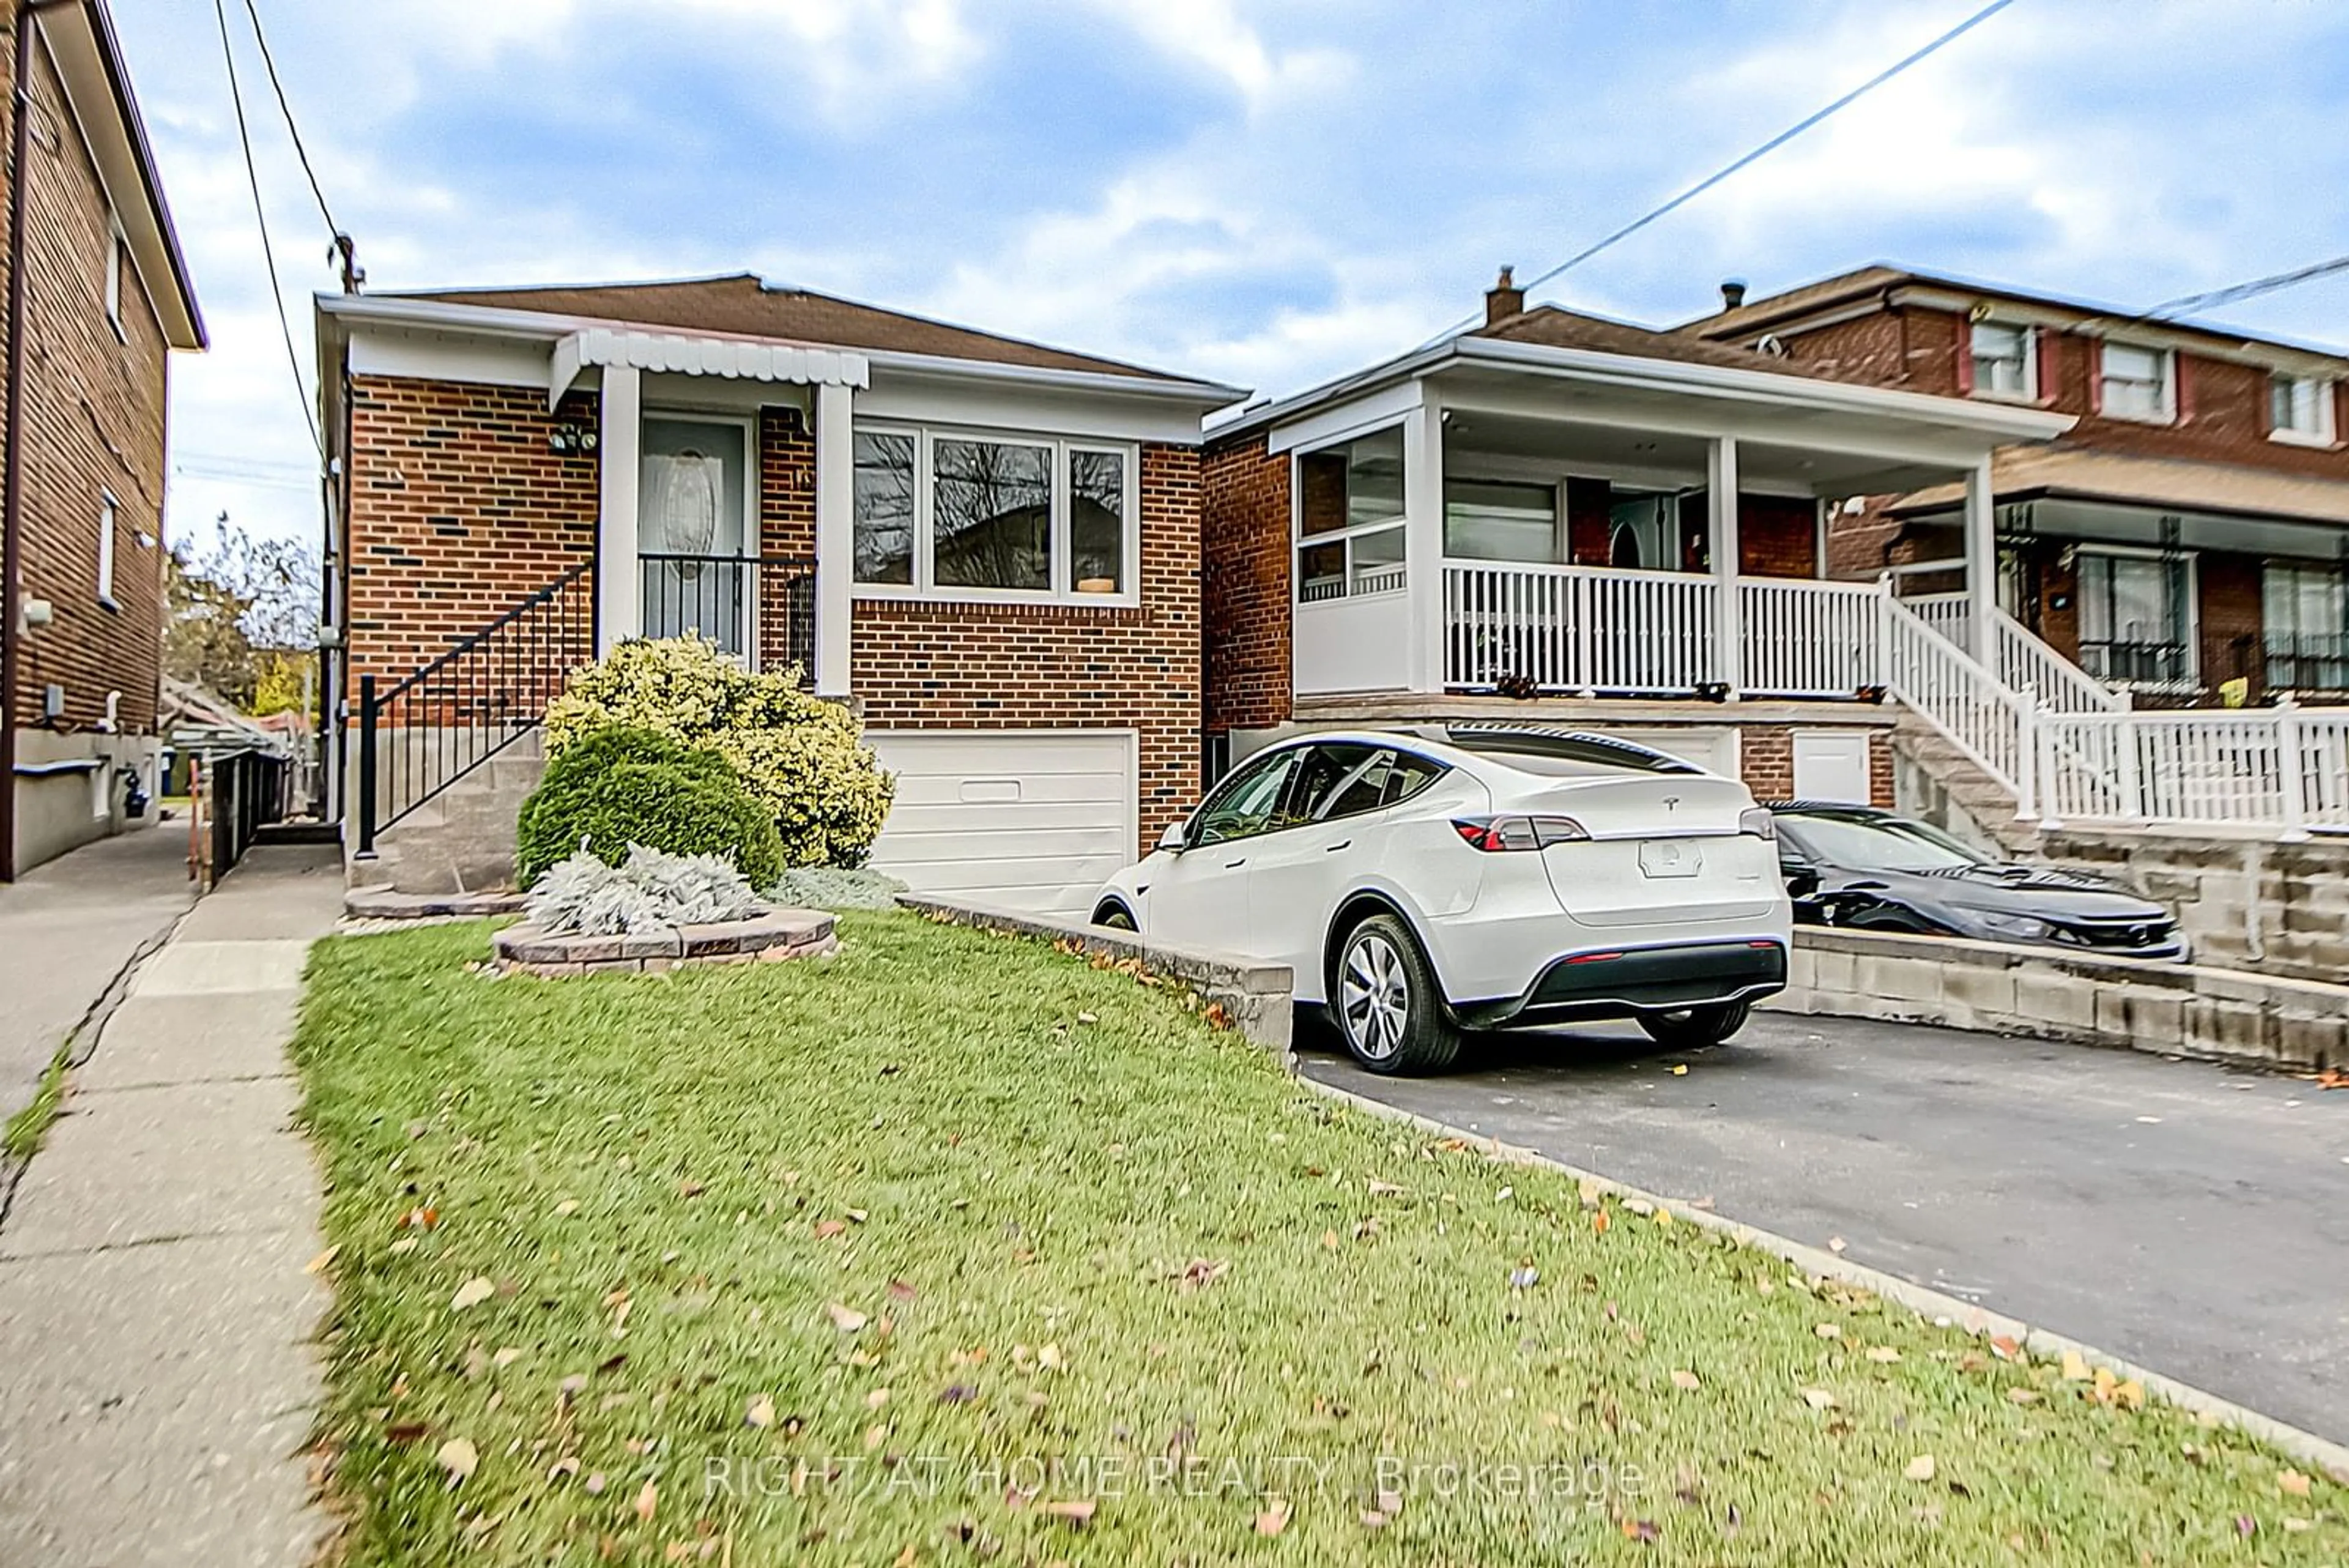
[1335,914,1461,1076]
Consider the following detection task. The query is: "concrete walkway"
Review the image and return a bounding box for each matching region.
[0,843,343,1566]
[0,819,196,1117]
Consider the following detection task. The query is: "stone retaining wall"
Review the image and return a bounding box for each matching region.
[1775,926,2347,1073]
[895,895,1293,1056]
[492,909,836,976]
[2036,826,2349,987]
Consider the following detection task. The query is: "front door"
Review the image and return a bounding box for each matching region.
[1244,742,1397,984]
[639,415,753,658]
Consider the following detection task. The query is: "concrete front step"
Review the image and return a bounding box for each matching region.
[1889,715,2040,857]
[346,749,546,896]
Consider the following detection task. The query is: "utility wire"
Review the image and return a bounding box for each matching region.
[2143,253,2349,321]
[1410,0,2021,349]
[214,0,322,455]
[240,0,340,243]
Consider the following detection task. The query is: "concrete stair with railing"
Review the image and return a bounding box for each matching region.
[344,733,547,896]
[1889,708,2044,859]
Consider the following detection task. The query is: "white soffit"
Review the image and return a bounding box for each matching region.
[549,328,870,409]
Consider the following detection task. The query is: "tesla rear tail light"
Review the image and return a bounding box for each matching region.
[1738,807,1777,841]
[1451,815,1589,852]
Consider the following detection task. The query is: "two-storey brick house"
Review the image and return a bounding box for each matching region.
[1684,267,2349,707]
[0,0,204,878]
[317,275,1239,912]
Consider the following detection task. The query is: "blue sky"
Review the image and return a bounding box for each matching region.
[111,0,2349,549]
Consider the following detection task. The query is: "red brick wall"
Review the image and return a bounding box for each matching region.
[1738,724,1894,808]
[852,442,1202,855]
[1565,477,1614,565]
[1738,495,1817,577]
[343,377,600,694]
[4,34,172,736]
[2197,551,2265,694]
[1201,430,1291,735]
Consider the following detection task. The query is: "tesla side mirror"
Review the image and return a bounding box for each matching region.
[1157,821,1190,855]
[1783,866,1820,899]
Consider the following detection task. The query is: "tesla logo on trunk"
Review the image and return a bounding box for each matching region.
[1662,797,1680,811]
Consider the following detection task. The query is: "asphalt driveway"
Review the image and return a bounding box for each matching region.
[1298,1010,2349,1443]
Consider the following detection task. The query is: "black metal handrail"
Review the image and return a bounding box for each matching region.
[356,560,593,853]
[637,552,817,678]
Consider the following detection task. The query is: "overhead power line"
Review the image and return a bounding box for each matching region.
[241,0,340,243]
[2144,253,2349,321]
[213,0,322,456]
[1412,0,2021,349]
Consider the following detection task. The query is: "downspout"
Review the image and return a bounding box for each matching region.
[0,0,77,880]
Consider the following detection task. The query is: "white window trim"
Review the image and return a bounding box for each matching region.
[2097,341,2175,425]
[2074,543,2199,689]
[2268,373,2338,448]
[1290,419,1411,603]
[850,420,1143,609]
[104,215,125,343]
[96,490,118,610]
[1968,318,2038,404]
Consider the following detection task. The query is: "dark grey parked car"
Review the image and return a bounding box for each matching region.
[1769,804,2188,962]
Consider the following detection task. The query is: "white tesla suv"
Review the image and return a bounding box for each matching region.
[1089,726,1792,1074]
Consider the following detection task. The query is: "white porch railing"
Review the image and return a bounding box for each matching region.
[1419,559,2349,838]
[1444,562,1720,694]
[1740,579,1885,697]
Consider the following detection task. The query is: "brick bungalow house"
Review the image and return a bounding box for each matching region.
[316,275,1240,913]
[0,0,204,878]
[1198,270,2073,814]
[1683,266,2349,707]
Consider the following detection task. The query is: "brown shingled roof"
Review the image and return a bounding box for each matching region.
[1678,266,1912,343]
[1472,303,1872,384]
[391,273,1198,383]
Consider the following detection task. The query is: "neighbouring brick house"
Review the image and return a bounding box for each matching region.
[1199,270,2071,810]
[1685,267,2349,707]
[316,275,1239,912]
[0,0,204,877]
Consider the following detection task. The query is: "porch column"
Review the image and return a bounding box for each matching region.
[1707,436,1742,696]
[812,381,855,698]
[595,363,643,657]
[1964,456,1997,671]
[1403,396,1445,693]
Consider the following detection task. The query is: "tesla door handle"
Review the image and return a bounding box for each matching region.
[1323,839,1352,853]
[1223,857,1248,869]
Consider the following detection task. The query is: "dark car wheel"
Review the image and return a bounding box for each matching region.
[1333,914,1461,1075]
[1093,902,1136,931]
[1638,1000,1752,1049]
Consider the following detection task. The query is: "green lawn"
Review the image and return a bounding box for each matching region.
[294,913,2339,1565]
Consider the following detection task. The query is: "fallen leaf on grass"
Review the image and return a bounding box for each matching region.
[746,1396,775,1429]
[1801,1389,1838,1410]
[826,1303,869,1332]
[437,1438,478,1486]
[1178,1258,1230,1291]
[2007,1388,2043,1405]
[1865,1347,1902,1364]
[1366,1179,1407,1197]
[1904,1455,1937,1482]
[2280,1470,2314,1498]
[1042,1499,1096,1527]
[2060,1350,2091,1382]
[1814,1323,1841,1340]
[450,1277,495,1312]
[1671,1369,1702,1392]
[1592,1209,1611,1235]
[303,1246,340,1276]
[554,1198,579,1217]
[813,1219,847,1240]
[1255,1497,1291,1536]
[1621,1518,1660,1542]
[492,1347,524,1369]
[634,1479,658,1523]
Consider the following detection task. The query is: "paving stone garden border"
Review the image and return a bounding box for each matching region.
[491,908,836,976]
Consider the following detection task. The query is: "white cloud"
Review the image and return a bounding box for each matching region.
[1086,0,1348,110]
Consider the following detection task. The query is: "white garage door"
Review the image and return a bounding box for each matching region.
[864,730,1137,918]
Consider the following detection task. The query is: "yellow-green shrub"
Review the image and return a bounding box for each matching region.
[546,637,894,868]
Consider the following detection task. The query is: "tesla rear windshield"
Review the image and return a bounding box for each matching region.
[1778,812,1987,874]
[1439,726,1701,774]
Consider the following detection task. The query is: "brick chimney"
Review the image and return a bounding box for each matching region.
[1720,278,1748,311]
[1485,266,1524,325]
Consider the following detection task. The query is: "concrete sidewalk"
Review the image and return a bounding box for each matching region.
[0,843,342,1567]
[0,819,196,1118]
